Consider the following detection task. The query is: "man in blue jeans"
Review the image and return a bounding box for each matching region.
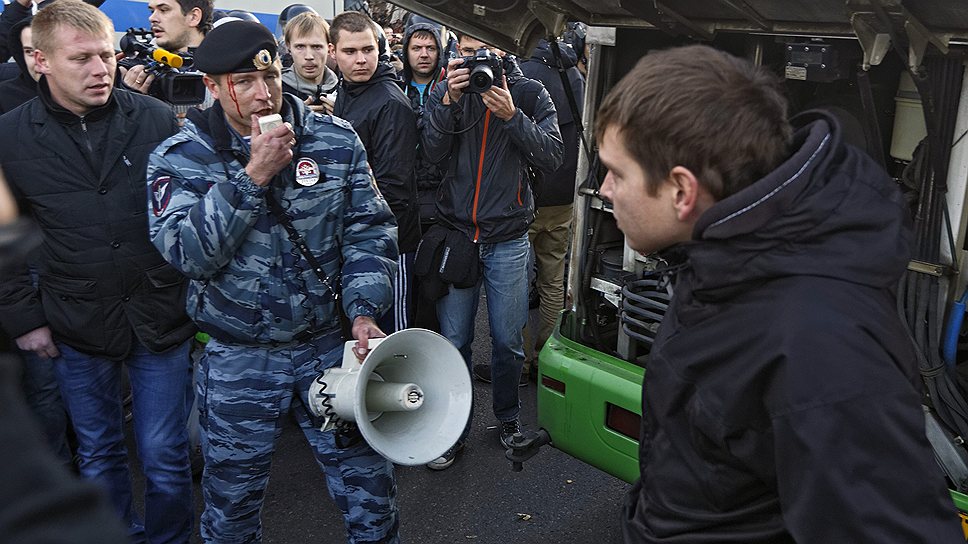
[420,33,562,469]
[0,2,196,542]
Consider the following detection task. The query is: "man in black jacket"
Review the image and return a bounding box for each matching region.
[331,10,419,333]
[597,44,963,543]
[400,18,446,331]
[0,0,30,65]
[0,190,129,544]
[421,34,562,469]
[0,2,196,542]
[0,16,39,113]
[518,38,585,371]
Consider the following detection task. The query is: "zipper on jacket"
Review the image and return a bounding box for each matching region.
[79,115,93,155]
[471,110,491,242]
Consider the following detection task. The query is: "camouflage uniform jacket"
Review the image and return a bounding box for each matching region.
[148,96,399,345]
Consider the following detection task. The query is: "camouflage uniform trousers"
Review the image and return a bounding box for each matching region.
[196,330,399,543]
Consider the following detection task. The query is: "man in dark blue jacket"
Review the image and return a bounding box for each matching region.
[519,38,585,371]
[421,33,562,469]
[399,18,446,331]
[596,44,963,543]
[331,10,419,333]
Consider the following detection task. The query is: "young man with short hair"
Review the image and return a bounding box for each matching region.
[331,10,420,335]
[122,0,213,100]
[598,44,963,543]
[0,1,194,541]
[0,17,40,113]
[282,11,339,114]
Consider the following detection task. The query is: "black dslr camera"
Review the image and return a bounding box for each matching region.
[118,28,207,105]
[459,48,503,94]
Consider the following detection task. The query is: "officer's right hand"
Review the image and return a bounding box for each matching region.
[245,114,296,186]
[445,57,470,105]
[16,326,60,359]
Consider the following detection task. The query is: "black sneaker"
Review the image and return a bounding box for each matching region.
[499,419,521,449]
[426,441,464,471]
[472,363,491,383]
[475,364,528,387]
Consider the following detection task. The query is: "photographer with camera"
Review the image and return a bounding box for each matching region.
[281,11,339,114]
[119,0,212,110]
[419,34,562,470]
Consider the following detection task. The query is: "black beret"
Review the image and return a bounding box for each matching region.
[194,20,278,75]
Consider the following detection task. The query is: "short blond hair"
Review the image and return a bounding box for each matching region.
[284,12,330,46]
[32,0,114,54]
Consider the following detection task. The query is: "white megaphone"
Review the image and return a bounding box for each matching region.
[307,328,472,466]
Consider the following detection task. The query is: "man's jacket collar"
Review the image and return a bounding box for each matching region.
[37,75,116,124]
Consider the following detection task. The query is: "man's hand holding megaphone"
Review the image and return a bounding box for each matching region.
[350,316,386,362]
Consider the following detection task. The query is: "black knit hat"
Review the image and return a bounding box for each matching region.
[194,20,278,75]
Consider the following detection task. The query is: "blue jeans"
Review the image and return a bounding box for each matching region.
[19,350,71,465]
[437,232,529,436]
[53,340,193,544]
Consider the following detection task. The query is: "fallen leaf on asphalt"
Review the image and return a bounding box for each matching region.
[516,513,532,521]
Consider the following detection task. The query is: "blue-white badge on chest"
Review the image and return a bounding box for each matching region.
[295,157,320,186]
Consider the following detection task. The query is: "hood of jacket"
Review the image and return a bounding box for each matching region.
[401,21,443,83]
[529,39,578,70]
[281,64,339,98]
[340,61,401,97]
[8,16,32,84]
[681,110,912,303]
[502,54,526,85]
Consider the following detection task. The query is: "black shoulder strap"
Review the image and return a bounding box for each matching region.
[548,39,591,159]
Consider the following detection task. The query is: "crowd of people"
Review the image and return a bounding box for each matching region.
[0,0,581,542]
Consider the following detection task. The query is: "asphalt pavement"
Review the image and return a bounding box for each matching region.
[132,297,630,543]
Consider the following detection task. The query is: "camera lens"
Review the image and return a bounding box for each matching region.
[470,66,493,93]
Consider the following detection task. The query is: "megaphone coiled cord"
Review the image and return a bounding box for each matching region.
[275,187,362,448]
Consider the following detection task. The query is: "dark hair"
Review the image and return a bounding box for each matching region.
[409,29,436,44]
[176,0,214,34]
[595,45,791,200]
[329,10,377,45]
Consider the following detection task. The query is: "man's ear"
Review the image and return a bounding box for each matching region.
[188,7,203,28]
[202,74,220,100]
[34,49,49,75]
[667,165,711,222]
[328,42,336,57]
